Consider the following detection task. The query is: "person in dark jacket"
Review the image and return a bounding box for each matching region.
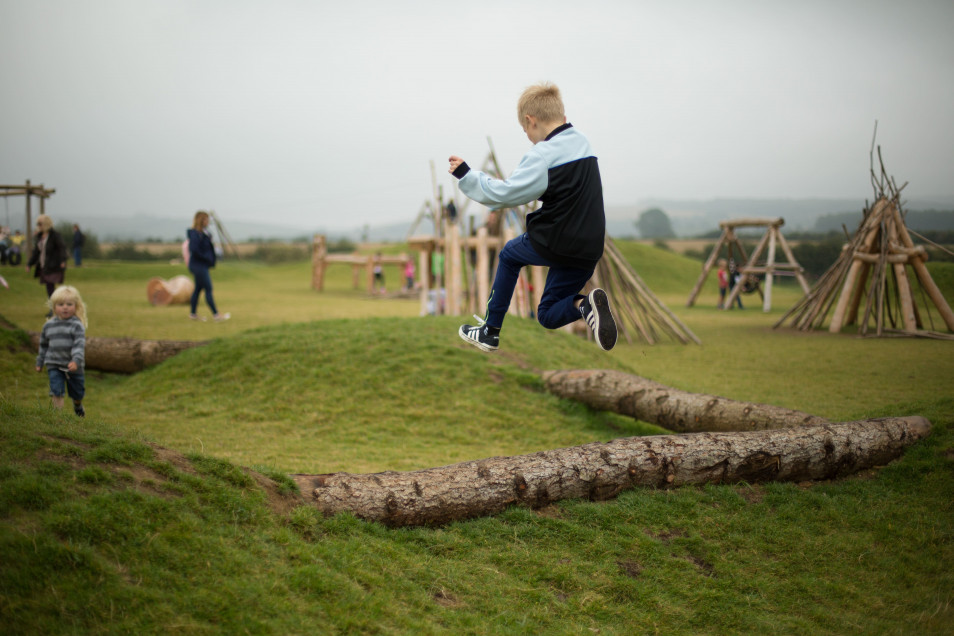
[186,211,230,322]
[27,214,67,298]
[450,82,617,352]
[71,224,85,267]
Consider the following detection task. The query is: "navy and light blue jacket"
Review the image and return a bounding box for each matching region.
[453,123,605,269]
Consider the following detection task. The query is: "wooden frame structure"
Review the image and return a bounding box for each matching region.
[776,196,954,338]
[776,146,954,338]
[686,217,810,312]
[311,235,412,295]
[0,180,56,254]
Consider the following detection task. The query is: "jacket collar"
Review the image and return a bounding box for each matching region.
[544,122,573,141]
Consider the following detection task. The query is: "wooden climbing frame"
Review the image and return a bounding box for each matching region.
[686,217,810,312]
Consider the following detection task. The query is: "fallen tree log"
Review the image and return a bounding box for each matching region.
[29,332,205,373]
[292,416,930,527]
[544,369,830,432]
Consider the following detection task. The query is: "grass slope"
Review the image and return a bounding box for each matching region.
[1,247,953,633]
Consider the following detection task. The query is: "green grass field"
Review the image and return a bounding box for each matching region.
[1,245,952,634]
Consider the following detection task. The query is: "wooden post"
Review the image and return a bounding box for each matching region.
[762,225,778,312]
[776,228,811,295]
[447,220,462,315]
[311,234,327,291]
[890,204,954,332]
[475,226,489,315]
[829,200,887,333]
[531,266,545,316]
[418,246,430,316]
[886,214,918,331]
[686,227,729,307]
[25,179,32,255]
[844,260,871,328]
[366,256,375,294]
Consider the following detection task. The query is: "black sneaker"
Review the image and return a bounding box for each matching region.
[458,315,499,352]
[74,403,85,417]
[580,288,618,351]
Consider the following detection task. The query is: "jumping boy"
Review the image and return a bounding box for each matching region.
[449,82,617,352]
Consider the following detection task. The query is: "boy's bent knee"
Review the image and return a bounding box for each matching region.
[536,307,566,330]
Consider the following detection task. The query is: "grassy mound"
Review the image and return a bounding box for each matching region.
[2,313,952,633]
[2,246,953,633]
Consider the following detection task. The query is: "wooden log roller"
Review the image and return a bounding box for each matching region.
[147,275,195,306]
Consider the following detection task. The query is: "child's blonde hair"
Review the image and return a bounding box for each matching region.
[517,82,565,125]
[192,210,210,231]
[48,285,88,328]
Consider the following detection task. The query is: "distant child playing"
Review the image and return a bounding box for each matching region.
[35,285,87,416]
[717,258,728,309]
[449,82,617,352]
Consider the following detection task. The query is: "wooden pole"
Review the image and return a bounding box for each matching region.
[531,266,545,317]
[890,204,954,331]
[776,229,811,295]
[311,234,326,291]
[829,199,886,332]
[762,225,778,312]
[886,211,918,331]
[686,227,729,307]
[475,226,489,315]
[25,179,32,255]
[447,220,462,315]
[418,246,429,315]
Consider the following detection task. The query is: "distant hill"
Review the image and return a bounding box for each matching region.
[608,196,954,238]
[814,209,954,233]
[33,196,954,242]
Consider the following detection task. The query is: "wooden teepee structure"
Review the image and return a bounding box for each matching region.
[590,238,700,345]
[775,150,954,338]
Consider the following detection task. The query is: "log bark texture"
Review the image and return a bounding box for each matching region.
[29,332,205,373]
[293,416,930,527]
[543,369,830,432]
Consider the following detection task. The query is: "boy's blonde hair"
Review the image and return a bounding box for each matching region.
[48,285,88,328]
[192,210,210,231]
[517,82,565,125]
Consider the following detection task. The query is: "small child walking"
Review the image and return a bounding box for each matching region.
[35,285,87,416]
[449,82,617,352]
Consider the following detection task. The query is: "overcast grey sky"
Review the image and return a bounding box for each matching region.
[2,0,952,233]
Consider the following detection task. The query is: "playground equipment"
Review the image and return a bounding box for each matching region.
[776,148,954,338]
[311,237,412,295]
[686,217,810,312]
[0,180,56,254]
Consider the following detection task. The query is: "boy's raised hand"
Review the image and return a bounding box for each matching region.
[448,156,465,174]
